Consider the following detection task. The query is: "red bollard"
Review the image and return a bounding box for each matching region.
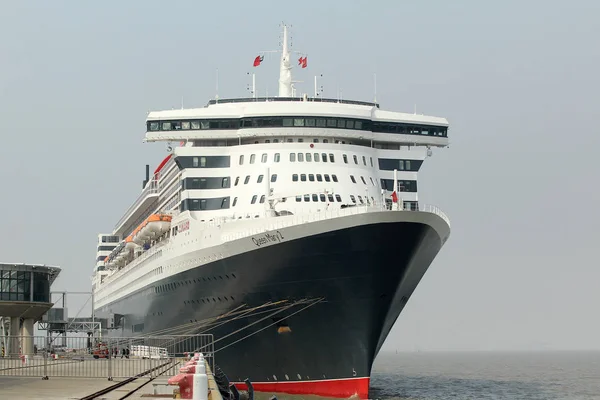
[168,373,194,399]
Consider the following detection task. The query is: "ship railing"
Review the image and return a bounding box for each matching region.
[98,240,168,291]
[114,179,160,231]
[219,203,450,242]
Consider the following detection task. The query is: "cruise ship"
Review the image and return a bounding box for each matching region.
[92,25,451,399]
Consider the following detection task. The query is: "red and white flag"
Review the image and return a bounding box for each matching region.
[298,56,307,68]
[391,191,398,203]
[253,55,264,67]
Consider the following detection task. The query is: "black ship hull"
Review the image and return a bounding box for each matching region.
[96,214,449,399]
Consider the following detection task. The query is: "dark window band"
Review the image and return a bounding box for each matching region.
[175,156,230,169]
[148,116,448,138]
[378,158,423,171]
[180,197,230,211]
[181,177,230,190]
[380,179,418,192]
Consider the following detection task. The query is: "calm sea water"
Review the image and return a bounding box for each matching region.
[371,351,600,400]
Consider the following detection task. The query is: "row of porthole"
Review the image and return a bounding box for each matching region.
[183,295,235,305]
[154,273,236,294]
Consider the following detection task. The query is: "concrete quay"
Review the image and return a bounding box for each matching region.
[0,358,181,399]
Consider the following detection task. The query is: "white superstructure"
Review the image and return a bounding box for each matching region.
[92,25,450,317]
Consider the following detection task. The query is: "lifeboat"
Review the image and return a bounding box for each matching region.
[125,236,136,251]
[131,214,172,244]
[146,214,172,237]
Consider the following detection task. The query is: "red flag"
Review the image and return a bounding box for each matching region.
[391,191,398,203]
[253,55,264,67]
[302,56,307,68]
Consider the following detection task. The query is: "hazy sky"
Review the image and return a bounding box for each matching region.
[1,1,598,351]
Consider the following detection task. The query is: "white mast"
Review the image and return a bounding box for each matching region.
[278,24,293,97]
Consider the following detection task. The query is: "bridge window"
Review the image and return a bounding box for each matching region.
[378,158,422,171]
[175,156,230,169]
[180,197,230,211]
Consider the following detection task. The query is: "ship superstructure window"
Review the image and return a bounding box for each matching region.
[316,174,322,181]
[148,116,448,137]
[306,153,312,162]
[343,154,348,163]
[353,155,358,164]
[329,154,335,162]
[232,197,238,207]
[251,195,257,204]
[250,154,256,164]
[362,156,367,165]
[378,158,422,171]
[101,235,120,243]
[274,153,281,162]
[257,175,264,183]
[350,175,356,183]
[332,175,338,182]
[271,174,277,182]
[370,157,373,167]
[244,175,250,184]
[298,153,304,162]
[292,174,298,182]
[361,176,367,185]
[182,177,231,190]
[261,153,267,163]
[260,195,265,203]
[290,153,296,162]
[239,155,244,165]
[234,177,239,186]
[314,153,320,162]
[175,156,230,169]
[301,174,307,182]
[335,194,342,202]
[350,195,356,203]
[309,174,315,182]
[180,197,231,211]
[381,179,418,192]
[324,174,331,182]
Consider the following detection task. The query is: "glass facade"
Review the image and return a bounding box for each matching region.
[0,270,50,302]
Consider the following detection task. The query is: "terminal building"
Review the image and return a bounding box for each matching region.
[0,263,61,356]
